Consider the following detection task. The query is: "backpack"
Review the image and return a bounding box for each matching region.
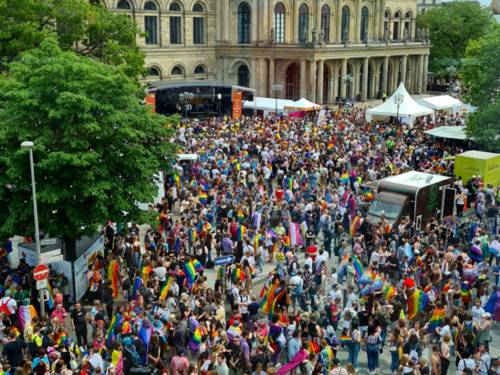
[0,297,12,316]
[293,282,303,297]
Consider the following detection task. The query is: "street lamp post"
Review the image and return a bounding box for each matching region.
[395,93,404,125]
[271,84,283,118]
[20,141,45,317]
[179,92,194,119]
[446,66,457,94]
[342,74,353,105]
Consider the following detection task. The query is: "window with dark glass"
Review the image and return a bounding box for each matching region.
[320,5,330,43]
[393,12,401,40]
[360,6,369,42]
[170,2,182,44]
[194,65,206,74]
[144,1,157,10]
[193,3,205,44]
[171,65,184,75]
[238,2,251,44]
[274,2,285,43]
[117,0,131,9]
[298,4,309,43]
[148,67,160,77]
[341,5,350,42]
[237,65,250,87]
[145,16,158,44]
[404,12,412,39]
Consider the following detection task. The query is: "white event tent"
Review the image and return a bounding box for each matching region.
[366,82,435,124]
[418,95,463,112]
[242,97,295,114]
[284,98,322,111]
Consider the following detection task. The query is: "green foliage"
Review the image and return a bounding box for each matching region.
[0,39,176,240]
[417,2,495,75]
[0,0,144,77]
[461,25,500,152]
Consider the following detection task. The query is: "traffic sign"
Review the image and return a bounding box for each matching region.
[41,238,57,246]
[33,264,49,281]
[214,255,235,266]
[36,279,48,290]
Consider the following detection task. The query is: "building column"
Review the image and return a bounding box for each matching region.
[225,0,231,43]
[340,58,348,97]
[336,1,342,43]
[333,66,339,103]
[416,55,423,94]
[352,62,360,98]
[268,58,275,96]
[378,0,385,40]
[328,73,335,103]
[259,0,268,43]
[362,57,369,101]
[382,56,389,95]
[251,57,258,92]
[370,65,378,98]
[423,54,429,93]
[310,60,317,101]
[401,55,407,87]
[300,59,307,98]
[293,0,299,43]
[373,0,379,42]
[260,58,268,96]
[317,60,324,103]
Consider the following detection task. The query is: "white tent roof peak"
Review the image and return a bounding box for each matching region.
[284,98,321,111]
[366,82,435,121]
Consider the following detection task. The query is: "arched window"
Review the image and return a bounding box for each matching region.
[360,6,369,42]
[117,0,131,9]
[144,2,158,44]
[404,11,412,39]
[384,10,390,36]
[341,5,350,43]
[238,2,251,44]
[170,2,182,44]
[148,67,161,77]
[193,2,205,44]
[144,1,157,10]
[393,11,401,40]
[171,65,184,76]
[194,64,206,74]
[320,5,330,43]
[237,65,250,87]
[274,2,286,43]
[298,4,309,43]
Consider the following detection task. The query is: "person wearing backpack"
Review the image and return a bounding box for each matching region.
[0,290,17,318]
[289,272,304,313]
[476,344,491,375]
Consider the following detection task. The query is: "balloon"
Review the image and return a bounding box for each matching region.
[275,190,284,200]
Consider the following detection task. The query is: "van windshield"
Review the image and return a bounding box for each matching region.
[368,199,403,220]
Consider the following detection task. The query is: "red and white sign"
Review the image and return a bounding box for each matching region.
[33,264,49,281]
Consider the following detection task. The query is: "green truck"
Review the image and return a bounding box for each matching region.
[454,150,500,187]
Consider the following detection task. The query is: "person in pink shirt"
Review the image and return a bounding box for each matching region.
[50,303,68,324]
[170,348,189,375]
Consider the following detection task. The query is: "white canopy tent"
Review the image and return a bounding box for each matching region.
[366,82,435,124]
[418,95,463,112]
[243,97,295,114]
[284,98,321,111]
[424,126,468,140]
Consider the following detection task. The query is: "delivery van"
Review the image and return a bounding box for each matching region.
[366,171,455,230]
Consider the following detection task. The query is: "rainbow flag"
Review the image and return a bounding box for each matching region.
[184,261,197,288]
[350,215,362,236]
[260,283,277,313]
[352,255,364,280]
[236,208,245,220]
[286,176,293,191]
[108,260,119,298]
[461,282,471,303]
[259,285,267,299]
[54,331,67,347]
[173,237,181,254]
[269,287,286,318]
[121,320,131,334]
[192,259,204,272]
[138,323,153,365]
[408,289,427,320]
[282,236,290,252]
[190,327,202,351]
[254,234,262,250]
[189,229,198,244]
[340,172,349,184]
[428,307,446,331]
[231,267,245,283]
[131,276,142,300]
[106,313,122,347]
[308,339,320,354]
[47,283,55,309]
[159,276,173,301]
[272,241,279,253]
[383,284,395,301]
[142,265,152,283]
[173,173,181,191]
[237,225,246,241]
[199,192,208,205]
[339,335,352,345]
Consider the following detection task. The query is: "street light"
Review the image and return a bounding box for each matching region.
[179,91,194,119]
[20,141,45,317]
[342,74,353,103]
[394,93,404,125]
[271,84,283,118]
[446,66,457,94]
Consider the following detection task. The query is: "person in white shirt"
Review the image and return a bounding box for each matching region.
[472,299,485,324]
[457,354,476,375]
[238,289,251,322]
[477,344,491,375]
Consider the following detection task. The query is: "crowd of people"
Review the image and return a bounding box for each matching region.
[0,107,499,375]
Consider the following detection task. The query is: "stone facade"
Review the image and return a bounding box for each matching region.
[105,0,430,103]
[417,0,441,14]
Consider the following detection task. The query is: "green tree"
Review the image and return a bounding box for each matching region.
[0,39,176,255]
[417,2,494,75]
[0,0,144,77]
[460,25,500,152]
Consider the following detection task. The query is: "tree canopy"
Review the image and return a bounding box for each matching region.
[0,0,144,77]
[460,25,500,152]
[0,39,176,242]
[417,2,495,75]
